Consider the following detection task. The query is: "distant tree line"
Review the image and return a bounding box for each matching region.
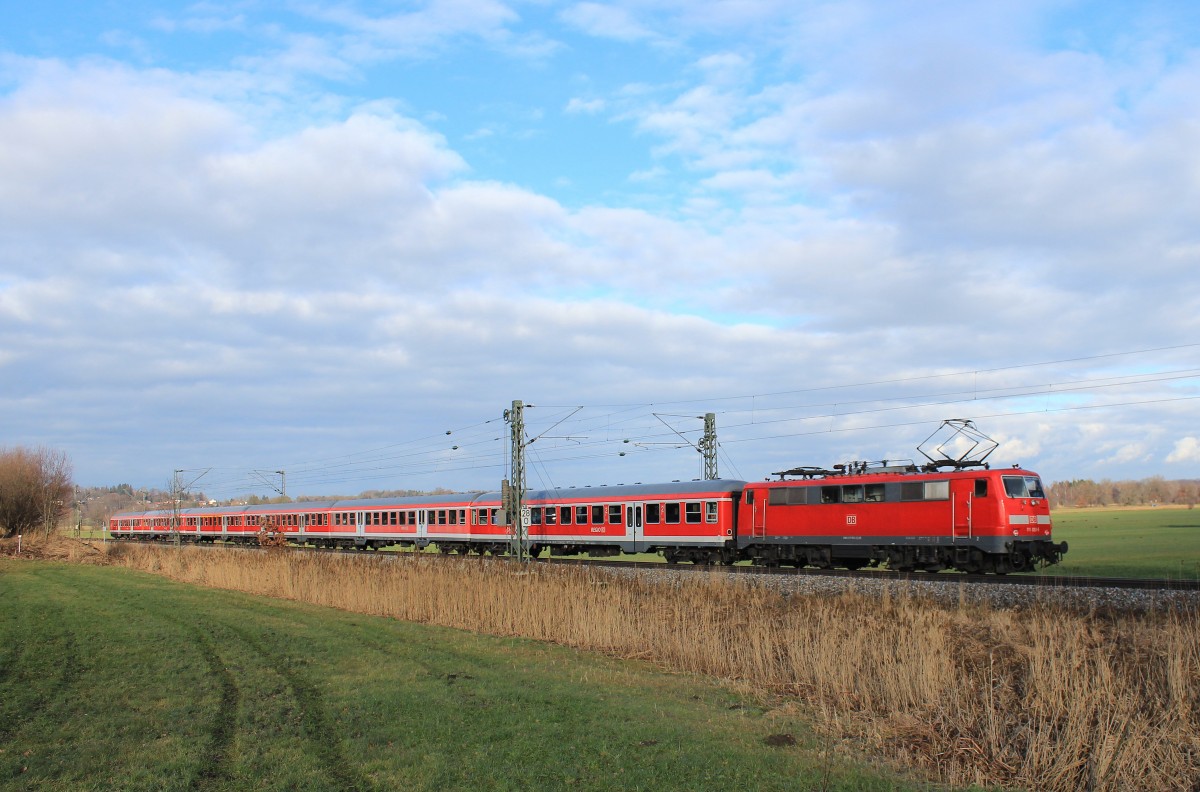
[1047,477,1199,509]
[18,445,1196,537]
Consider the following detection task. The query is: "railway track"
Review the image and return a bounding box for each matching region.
[538,556,1200,590]
[144,538,1200,591]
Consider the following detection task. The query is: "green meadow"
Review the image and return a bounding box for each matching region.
[1041,506,1200,579]
[0,559,938,792]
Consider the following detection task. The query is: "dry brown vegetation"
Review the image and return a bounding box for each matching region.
[18,537,1200,791]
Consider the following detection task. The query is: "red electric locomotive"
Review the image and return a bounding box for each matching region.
[738,462,1065,573]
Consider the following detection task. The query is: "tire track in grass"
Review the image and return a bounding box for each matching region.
[189,630,239,792]
[0,610,80,744]
[223,622,375,792]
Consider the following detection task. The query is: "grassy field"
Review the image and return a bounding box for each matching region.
[1041,506,1200,579]
[0,558,935,792]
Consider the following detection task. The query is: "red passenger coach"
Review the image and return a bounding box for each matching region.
[526,480,741,562]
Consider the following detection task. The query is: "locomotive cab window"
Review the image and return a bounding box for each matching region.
[1003,476,1045,499]
[975,479,988,497]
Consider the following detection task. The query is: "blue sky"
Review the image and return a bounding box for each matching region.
[2,1,1199,498]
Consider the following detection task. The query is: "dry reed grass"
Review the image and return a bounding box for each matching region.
[91,544,1200,790]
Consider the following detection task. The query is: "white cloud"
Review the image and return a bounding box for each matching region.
[565,97,605,115]
[1167,437,1200,464]
[560,3,655,42]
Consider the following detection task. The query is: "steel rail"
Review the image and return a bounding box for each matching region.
[115,537,1200,591]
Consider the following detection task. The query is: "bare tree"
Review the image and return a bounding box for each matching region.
[0,447,73,539]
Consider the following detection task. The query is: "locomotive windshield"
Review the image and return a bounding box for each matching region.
[1002,475,1045,499]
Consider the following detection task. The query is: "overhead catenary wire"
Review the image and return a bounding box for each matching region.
[175,345,1197,500]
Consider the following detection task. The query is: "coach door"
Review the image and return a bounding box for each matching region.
[625,502,644,544]
[952,480,972,540]
[355,511,366,539]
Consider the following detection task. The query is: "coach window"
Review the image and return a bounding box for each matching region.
[975,479,988,497]
[665,503,681,524]
[645,503,660,523]
[821,486,841,504]
[576,505,589,524]
[608,505,622,524]
[544,507,557,526]
[842,485,864,504]
[559,506,571,525]
[530,507,542,525]
[449,510,459,525]
[685,502,702,523]
[865,484,886,502]
[705,502,718,523]
[591,505,604,524]
[436,510,446,525]
[458,509,466,525]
